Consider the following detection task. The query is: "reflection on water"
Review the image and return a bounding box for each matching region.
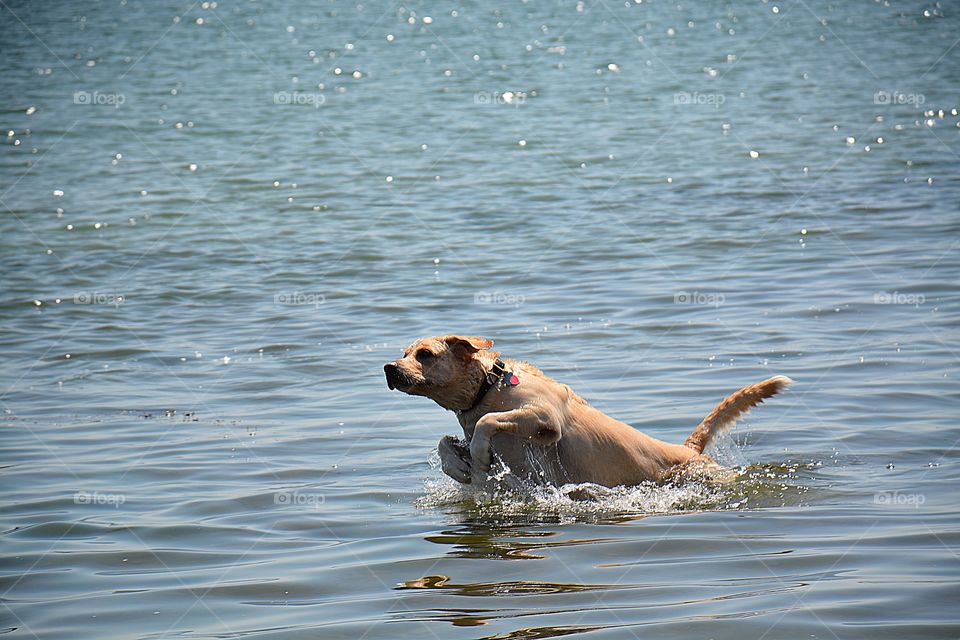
[424,524,610,561]
[398,574,626,597]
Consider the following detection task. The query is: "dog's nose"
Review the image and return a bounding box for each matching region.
[384,363,398,390]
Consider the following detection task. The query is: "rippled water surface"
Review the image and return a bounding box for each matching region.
[2,1,959,638]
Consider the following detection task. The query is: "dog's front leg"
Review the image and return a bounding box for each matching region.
[470,405,561,473]
[438,435,472,484]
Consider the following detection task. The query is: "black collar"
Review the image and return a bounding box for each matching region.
[457,358,508,416]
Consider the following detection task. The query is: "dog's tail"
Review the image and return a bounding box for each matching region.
[683,375,793,454]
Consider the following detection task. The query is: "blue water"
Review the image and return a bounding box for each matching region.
[1,1,958,638]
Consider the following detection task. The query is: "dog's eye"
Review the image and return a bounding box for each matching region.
[416,349,435,361]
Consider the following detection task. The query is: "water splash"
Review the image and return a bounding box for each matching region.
[418,474,730,521]
[418,437,819,521]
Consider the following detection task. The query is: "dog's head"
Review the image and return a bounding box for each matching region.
[384,335,495,411]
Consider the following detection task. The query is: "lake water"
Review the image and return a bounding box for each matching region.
[2,1,958,638]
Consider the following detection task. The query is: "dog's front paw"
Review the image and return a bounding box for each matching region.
[469,432,492,474]
[439,435,472,484]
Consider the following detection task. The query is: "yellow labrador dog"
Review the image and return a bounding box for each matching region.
[384,335,791,487]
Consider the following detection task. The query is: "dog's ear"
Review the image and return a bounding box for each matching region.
[442,335,493,354]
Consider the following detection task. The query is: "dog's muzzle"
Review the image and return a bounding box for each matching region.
[383,363,408,391]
